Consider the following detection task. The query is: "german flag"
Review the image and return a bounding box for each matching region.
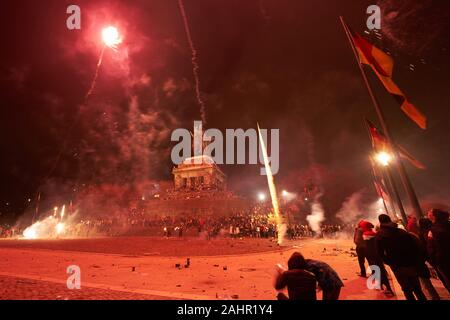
[350,31,393,78]
[366,120,426,170]
[348,27,427,129]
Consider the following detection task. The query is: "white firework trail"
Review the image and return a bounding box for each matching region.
[85,46,106,101]
[257,124,285,245]
[177,0,207,124]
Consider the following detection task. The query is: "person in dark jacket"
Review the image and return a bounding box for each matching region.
[375,214,427,300]
[304,258,344,300]
[274,252,317,300]
[427,209,450,293]
[354,221,367,277]
[409,229,441,300]
[360,220,394,296]
[420,217,447,291]
[418,218,432,248]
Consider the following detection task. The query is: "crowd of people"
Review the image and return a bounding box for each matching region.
[274,209,449,301]
[353,209,450,300]
[2,205,449,301]
[0,207,347,239]
[0,224,19,238]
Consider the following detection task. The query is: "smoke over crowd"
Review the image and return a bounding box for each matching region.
[1,0,449,228]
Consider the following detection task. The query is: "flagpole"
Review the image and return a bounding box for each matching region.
[365,121,406,224]
[370,154,407,225]
[340,16,423,221]
[371,168,391,217]
[383,166,408,225]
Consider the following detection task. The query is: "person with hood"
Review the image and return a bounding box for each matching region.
[354,220,367,277]
[360,220,395,296]
[375,214,427,300]
[274,252,317,300]
[427,209,450,293]
[304,257,344,300]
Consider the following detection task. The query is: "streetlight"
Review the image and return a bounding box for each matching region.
[375,151,392,167]
[258,193,266,202]
[374,151,408,226]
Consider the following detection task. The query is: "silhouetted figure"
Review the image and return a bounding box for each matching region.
[354,221,367,277]
[427,209,450,293]
[304,258,344,300]
[274,252,317,300]
[360,220,394,296]
[376,214,427,300]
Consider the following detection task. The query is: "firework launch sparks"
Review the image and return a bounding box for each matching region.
[22,206,69,239]
[257,124,285,245]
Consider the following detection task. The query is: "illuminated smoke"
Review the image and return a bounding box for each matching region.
[177,0,207,124]
[23,212,71,240]
[306,195,325,235]
[336,188,391,225]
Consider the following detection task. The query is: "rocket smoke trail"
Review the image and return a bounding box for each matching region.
[303,128,326,234]
[177,0,207,124]
[85,46,106,101]
[257,124,285,245]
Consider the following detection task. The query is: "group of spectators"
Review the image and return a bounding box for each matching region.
[273,208,449,301]
[161,188,238,201]
[1,208,347,240]
[353,209,449,300]
[0,224,19,238]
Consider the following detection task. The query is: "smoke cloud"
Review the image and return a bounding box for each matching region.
[336,188,387,226]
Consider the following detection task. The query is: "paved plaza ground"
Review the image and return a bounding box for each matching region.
[0,237,448,300]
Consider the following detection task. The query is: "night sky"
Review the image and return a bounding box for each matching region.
[1,0,449,221]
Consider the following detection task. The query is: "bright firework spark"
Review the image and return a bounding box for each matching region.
[60,204,65,220]
[56,222,65,235]
[23,214,68,239]
[257,124,285,245]
[85,26,122,101]
[102,26,122,49]
[23,224,38,239]
[177,0,207,124]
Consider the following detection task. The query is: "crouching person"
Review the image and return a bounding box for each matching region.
[274,252,317,300]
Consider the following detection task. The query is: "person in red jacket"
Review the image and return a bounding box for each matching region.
[353,220,367,277]
[359,220,394,296]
